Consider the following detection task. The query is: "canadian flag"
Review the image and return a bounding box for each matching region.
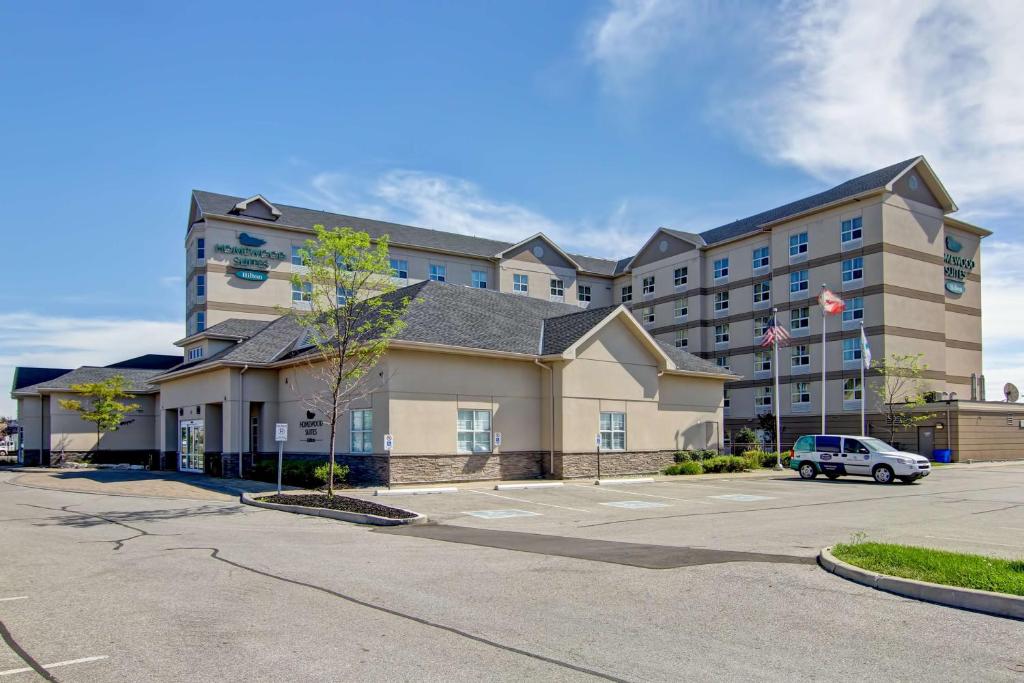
[819,287,846,315]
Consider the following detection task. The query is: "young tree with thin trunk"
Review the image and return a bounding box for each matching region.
[58,375,140,456]
[871,352,934,444]
[288,225,411,496]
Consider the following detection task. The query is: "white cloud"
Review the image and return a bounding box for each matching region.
[980,241,1024,399]
[0,313,182,417]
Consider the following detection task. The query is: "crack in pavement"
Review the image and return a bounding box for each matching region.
[166,547,632,682]
[17,504,175,551]
[0,620,58,682]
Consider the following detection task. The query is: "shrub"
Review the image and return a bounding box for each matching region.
[699,456,749,473]
[663,461,704,475]
[734,428,758,445]
[314,462,350,487]
[673,448,719,463]
[741,450,792,469]
[250,458,335,488]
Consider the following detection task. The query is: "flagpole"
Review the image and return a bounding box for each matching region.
[860,320,866,436]
[820,284,827,435]
[772,306,783,469]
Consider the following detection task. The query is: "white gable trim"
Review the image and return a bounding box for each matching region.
[886,156,957,213]
[494,232,581,270]
[557,305,676,371]
[622,227,705,272]
[230,194,283,219]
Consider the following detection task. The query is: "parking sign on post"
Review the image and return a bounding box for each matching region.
[274,423,288,494]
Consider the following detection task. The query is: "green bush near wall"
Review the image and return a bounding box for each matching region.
[741,449,792,469]
[250,458,344,488]
[673,449,719,463]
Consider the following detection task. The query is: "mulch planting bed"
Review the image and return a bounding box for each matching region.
[258,493,417,519]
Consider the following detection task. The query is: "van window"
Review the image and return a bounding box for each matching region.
[816,435,842,453]
[843,438,870,454]
[794,436,815,452]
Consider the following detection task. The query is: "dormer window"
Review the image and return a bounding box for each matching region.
[229,195,282,221]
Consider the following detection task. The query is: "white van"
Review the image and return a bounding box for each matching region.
[790,434,932,484]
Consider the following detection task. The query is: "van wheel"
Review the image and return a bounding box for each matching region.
[873,465,894,484]
[798,462,817,479]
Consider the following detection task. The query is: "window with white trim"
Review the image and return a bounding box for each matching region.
[292,281,312,302]
[513,273,529,294]
[715,323,730,344]
[550,279,565,300]
[754,316,770,337]
[752,246,770,270]
[842,257,863,283]
[755,386,773,410]
[196,311,205,333]
[350,410,373,453]
[842,337,862,363]
[291,245,304,266]
[457,409,492,453]
[753,280,770,304]
[790,269,809,293]
[716,356,730,370]
[792,382,810,406]
[472,270,487,289]
[429,263,446,282]
[792,344,809,368]
[843,377,863,402]
[843,297,864,323]
[674,267,688,287]
[642,276,655,296]
[841,216,863,243]
[621,285,633,303]
[196,238,205,260]
[390,258,409,280]
[755,350,771,373]
[714,291,729,312]
[196,274,205,298]
[789,232,808,257]
[642,306,655,325]
[791,306,810,330]
[674,330,687,349]
[674,299,687,319]
[723,389,731,409]
[187,346,204,361]
[713,257,729,280]
[577,284,591,302]
[599,411,625,451]
[337,287,351,305]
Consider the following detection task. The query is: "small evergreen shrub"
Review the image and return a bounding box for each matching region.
[698,456,749,473]
[314,462,350,487]
[663,461,704,475]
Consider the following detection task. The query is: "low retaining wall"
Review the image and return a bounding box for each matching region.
[389,451,545,484]
[552,450,677,479]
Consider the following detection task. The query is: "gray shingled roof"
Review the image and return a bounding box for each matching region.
[193,191,622,276]
[541,305,617,355]
[198,318,271,340]
[20,367,164,393]
[699,158,918,246]
[12,367,72,392]
[657,341,736,376]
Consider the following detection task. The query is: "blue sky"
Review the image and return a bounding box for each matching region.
[2,0,1023,415]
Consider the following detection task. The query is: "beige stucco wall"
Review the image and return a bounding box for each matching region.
[46,392,158,453]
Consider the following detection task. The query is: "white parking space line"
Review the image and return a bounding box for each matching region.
[463,509,540,519]
[568,484,713,505]
[600,501,670,509]
[468,490,592,513]
[0,655,108,677]
[710,494,775,502]
[924,535,1024,550]
[0,597,27,603]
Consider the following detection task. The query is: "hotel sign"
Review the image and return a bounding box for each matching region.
[214,232,285,281]
[943,235,974,295]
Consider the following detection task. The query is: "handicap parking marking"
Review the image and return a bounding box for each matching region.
[710,494,776,502]
[463,509,542,520]
[468,489,592,513]
[600,500,671,509]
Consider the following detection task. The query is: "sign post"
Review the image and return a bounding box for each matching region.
[595,433,602,481]
[274,423,288,494]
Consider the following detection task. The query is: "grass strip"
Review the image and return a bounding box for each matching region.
[832,542,1024,597]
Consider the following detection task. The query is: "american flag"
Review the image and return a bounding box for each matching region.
[760,316,791,348]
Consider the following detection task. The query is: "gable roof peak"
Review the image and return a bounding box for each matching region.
[229,194,282,219]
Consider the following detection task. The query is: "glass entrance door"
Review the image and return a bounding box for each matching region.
[179,420,205,473]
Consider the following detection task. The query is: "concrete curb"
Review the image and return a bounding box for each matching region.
[375,487,458,496]
[595,478,655,486]
[495,482,564,491]
[240,492,427,526]
[818,546,1024,621]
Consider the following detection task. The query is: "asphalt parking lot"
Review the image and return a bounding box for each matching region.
[2,464,1023,682]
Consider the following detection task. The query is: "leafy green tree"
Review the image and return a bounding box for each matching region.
[287,225,411,496]
[58,375,140,455]
[872,353,934,444]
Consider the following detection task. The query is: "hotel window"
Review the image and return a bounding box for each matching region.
[843,378,863,402]
[674,299,688,319]
[550,279,565,301]
[753,280,771,305]
[457,409,492,453]
[674,330,687,349]
[715,323,730,345]
[187,346,203,361]
[292,281,312,302]
[196,238,205,261]
[723,389,731,409]
[790,269,809,293]
[842,337,862,364]
[599,411,626,451]
[621,285,633,303]
[754,316,770,337]
[752,246,770,270]
[755,351,772,373]
[513,273,529,294]
[196,274,205,298]
[642,276,655,296]
[843,297,864,323]
[291,245,304,266]
[642,306,655,325]
[713,257,729,280]
[792,344,810,368]
[196,311,206,333]
[792,382,811,406]
[390,259,409,280]
[841,216,863,244]
[789,232,808,257]
[674,266,688,287]
[578,284,591,303]
[350,410,373,453]
[755,386,773,411]
[337,287,351,305]
[472,270,487,289]
[842,257,863,283]
[714,291,729,313]
[429,263,447,282]
[716,356,730,370]
[791,306,810,331]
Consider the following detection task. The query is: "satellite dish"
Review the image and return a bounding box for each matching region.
[1005,383,1020,403]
